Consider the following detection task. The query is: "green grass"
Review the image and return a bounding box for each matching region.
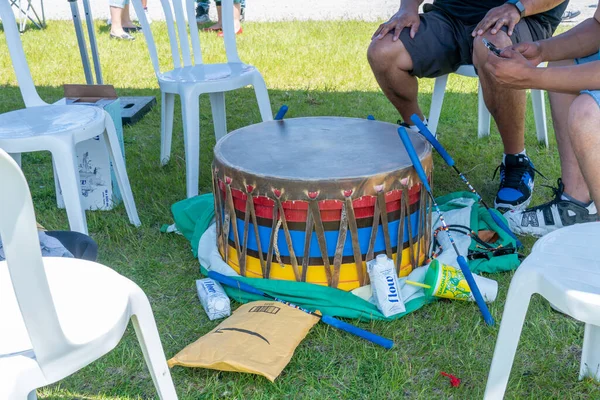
[1,20,597,399]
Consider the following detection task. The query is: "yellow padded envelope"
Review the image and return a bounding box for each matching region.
[168,301,319,382]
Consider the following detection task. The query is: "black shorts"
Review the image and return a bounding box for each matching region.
[399,9,552,78]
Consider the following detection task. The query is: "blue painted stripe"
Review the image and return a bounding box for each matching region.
[227,211,421,258]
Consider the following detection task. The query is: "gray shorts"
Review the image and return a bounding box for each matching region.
[398,10,551,78]
[575,52,600,108]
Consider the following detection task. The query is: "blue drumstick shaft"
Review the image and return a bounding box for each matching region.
[208,271,394,349]
[397,127,494,326]
[274,105,288,120]
[409,114,522,249]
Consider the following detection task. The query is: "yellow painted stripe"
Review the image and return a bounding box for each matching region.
[220,240,427,292]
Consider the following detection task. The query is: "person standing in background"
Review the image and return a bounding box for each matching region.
[197,0,245,33]
[108,0,141,40]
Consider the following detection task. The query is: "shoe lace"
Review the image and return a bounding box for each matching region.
[492,161,546,188]
[526,178,566,212]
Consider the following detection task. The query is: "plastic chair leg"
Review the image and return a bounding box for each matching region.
[530,89,549,148]
[484,278,534,400]
[209,92,227,142]
[51,143,88,234]
[9,152,22,168]
[181,91,200,198]
[160,91,175,165]
[252,73,274,122]
[131,292,178,400]
[478,81,491,138]
[580,323,600,380]
[103,112,141,227]
[428,74,449,136]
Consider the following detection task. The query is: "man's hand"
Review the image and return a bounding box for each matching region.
[472,4,521,37]
[484,48,537,89]
[509,41,545,66]
[372,8,421,41]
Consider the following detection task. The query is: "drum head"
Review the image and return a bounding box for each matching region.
[214,117,430,181]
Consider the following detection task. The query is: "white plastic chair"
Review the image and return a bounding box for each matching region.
[0,0,140,235]
[484,222,600,399]
[428,65,549,147]
[132,0,273,199]
[0,149,177,400]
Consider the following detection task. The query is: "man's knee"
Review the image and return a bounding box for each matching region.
[367,36,413,72]
[568,94,600,139]
[472,31,512,69]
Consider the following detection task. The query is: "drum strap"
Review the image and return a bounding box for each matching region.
[395,187,407,276]
[225,184,243,273]
[366,198,380,262]
[376,191,394,259]
[265,206,278,279]
[345,197,366,286]
[404,186,416,268]
[309,200,333,286]
[301,211,314,282]
[275,197,301,282]
[245,188,267,278]
[212,171,224,254]
[331,203,349,288]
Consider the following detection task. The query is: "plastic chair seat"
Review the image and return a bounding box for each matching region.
[0,105,104,141]
[159,63,257,87]
[0,258,132,357]
[484,222,600,399]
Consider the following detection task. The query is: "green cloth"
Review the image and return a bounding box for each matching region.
[171,193,215,257]
[436,191,520,274]
[200,266,435,321]
[170,191,517,321]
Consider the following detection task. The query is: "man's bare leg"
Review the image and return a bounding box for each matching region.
[548,60,591,203]
[367,35,424,123]
[473,31,526,154]
[569,94,600,205]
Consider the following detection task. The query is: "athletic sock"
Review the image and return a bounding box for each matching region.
[406,117,428,131]
[560,192,593,208]
[503,149,526,164]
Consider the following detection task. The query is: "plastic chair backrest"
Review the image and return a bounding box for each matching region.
[132,0,241,76]
[0,149,71,372]
[0,0,46,107]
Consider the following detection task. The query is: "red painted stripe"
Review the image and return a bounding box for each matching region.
[218,179,423,222]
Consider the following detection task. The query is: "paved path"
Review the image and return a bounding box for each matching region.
[14,0,597,24]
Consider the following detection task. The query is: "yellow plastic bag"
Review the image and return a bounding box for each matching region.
[168,301,319,382]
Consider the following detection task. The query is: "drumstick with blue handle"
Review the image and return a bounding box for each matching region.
[397,127,495,326]
[208,270,395,349]
[409,114,522,249]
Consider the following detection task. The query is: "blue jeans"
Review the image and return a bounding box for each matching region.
[575,52,600,108]
[197,0,245,13]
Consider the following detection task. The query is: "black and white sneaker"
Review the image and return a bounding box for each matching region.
[504,179,599,237]
[397,118,428,134]
[494,154,538,212]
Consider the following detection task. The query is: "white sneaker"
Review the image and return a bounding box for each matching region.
[504,179,599,237]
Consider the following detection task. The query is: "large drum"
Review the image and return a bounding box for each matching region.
[212,117,433,291]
